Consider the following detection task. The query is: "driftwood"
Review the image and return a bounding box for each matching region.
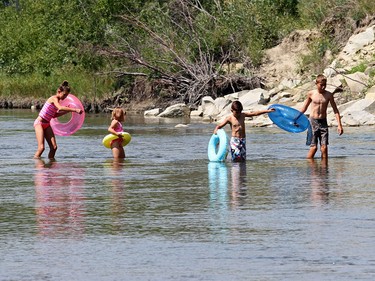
[98,0,262,106]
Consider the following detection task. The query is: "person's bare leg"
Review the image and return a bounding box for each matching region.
[307,145,318,159]
[112,147,121,159]
[119,147,125,159]
[44,127,57,159]
[34,125,45,158]
[111,142,125,159]
[321,145,328,160]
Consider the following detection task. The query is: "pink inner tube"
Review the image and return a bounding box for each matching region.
[50,94,85,136]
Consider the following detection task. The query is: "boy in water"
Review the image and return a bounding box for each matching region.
[300,74,343,159]
[214,101,274,162]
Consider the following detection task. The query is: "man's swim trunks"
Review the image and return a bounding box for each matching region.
[230,137,246,162]
[307,117,329,147]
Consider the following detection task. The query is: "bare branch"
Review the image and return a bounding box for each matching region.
[98,1,261,106]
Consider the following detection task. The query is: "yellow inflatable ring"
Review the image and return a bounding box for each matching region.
[102,132,132,149]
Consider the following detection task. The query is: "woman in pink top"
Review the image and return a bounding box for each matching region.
[33,81,83,159]
[107,107,126,159]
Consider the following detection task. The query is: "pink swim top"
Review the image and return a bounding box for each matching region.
[110,121,124,147]
[39,102,59,122]
[114,122,123,132]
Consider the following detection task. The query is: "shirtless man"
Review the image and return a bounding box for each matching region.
[300,74,343,159]
[214,101,274,162]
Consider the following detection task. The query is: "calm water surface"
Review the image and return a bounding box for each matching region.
[1,109,375,280]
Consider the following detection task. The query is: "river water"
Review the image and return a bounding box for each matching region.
[1,109,374,280]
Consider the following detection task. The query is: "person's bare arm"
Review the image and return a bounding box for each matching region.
[329,95,343,135]
[108,120,123,137]
[51,96,82,114]
[244,108,274,117]
[300,91,312,114]
[54,111,69,117]
[214,116,230,134]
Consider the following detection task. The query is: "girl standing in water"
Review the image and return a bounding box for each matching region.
[33,81,83,159]
[107,107,126,159]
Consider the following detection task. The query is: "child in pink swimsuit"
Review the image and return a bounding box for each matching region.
[107,107,126,159]
[33,80,83,159]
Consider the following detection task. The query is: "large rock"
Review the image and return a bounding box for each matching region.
[341,111,375,126]
[332,98,375,126]
[238,88,269,109]
[365,101,375,115]
[278,78,301,90]
[214,97,231,112]
[215,105,231,121]
[201,96,219,118]
[365,86,375,101]
[144,108,161,116]
[327,75,344,94]
[157,103,190,117]
[341,26,375,56]
[343,72,370,94]
[338,25,375,69]
[190,105,203,117]
[323,60,339,77]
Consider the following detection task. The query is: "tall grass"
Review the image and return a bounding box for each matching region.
[0,67,114,100]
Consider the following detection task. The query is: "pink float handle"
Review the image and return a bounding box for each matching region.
[50,94,85,136]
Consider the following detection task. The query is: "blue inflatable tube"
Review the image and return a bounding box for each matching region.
[268,104,309,133]
[208,129,228,162]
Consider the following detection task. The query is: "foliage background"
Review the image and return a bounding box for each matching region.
[0,0,374,103]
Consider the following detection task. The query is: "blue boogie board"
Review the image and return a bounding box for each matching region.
[268,104,309,133]
[208,129,228,162]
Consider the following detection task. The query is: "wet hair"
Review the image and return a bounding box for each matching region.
[316,74,327,84]
[231,101,243,112]
[58,80,70,93]
[111,107,126,122]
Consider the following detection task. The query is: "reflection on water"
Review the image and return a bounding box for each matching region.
[208,162,249,242]
[208,162,248,209]
[230,162,247,207]
[308,158,330,205]
[208,162,228,240]
[307,158,346,206]
[34,159,86,237]
[103,159,126,231]
[208,162,228,207]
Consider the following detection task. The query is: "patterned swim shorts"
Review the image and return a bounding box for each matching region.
[230,137,246,162]
[308,118,329,147]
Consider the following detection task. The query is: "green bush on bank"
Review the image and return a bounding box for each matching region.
[0,66,114,100]
[297,0,375,27]
[0,0,374,100]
